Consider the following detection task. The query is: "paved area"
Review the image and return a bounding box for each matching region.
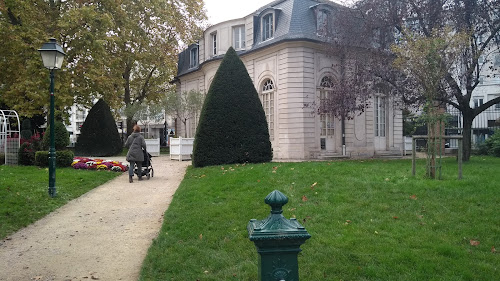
[0,156,190,281]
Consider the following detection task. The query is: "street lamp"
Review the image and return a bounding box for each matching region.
[38,38,66,198]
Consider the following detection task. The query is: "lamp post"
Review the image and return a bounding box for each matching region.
[38,38,66,198]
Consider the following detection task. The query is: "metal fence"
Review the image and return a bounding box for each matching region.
[446,107,500,148]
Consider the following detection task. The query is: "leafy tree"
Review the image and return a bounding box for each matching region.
[351,0,500,161]
[75,99,122,157]
[64,0,207,136]
[0,0,61,117]
[0,1,207,129]
[192,47,272,168]
[128,102,165,138]
[163,90,204,137]
[42,121,70,150]
[392,28,468,178]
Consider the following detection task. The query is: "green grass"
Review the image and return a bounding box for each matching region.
[0,166,121,239]
[140,156,500,280]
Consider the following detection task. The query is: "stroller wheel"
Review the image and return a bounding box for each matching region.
[151,168,154,177]
[147,173,150,180]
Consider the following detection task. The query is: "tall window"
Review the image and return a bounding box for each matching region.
[319,76,334,138]
[262,13,274,41]
[474,98,483,108]
[261,79,275,140]
[211,32,217,56]
[375,96,386,137]
[317,9,330,36]
[233,25,246,50]
[189,47,198,68]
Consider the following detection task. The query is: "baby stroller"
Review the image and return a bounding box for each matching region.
[134,148,154,179]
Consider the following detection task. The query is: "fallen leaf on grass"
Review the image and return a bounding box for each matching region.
[302,195,308,202]
[492,246,496,253]
[470,240,480,246]
[393,216,399,219]
[410,194,417,200]
[310,182,317,189]
[199,234,203,240]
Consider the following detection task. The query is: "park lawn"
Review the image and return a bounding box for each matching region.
[140,156,499,280]
[0,166,122,239]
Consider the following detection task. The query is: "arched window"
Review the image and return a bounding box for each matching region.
[318,76,334,140]
[260,79,275,140]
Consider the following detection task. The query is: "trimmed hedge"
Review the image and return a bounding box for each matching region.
[18,142,35,165]
[42,121,70,150]
[192,47,272,167]
[35,150,75,167]
[18,133,44,166]
[75,99,123,157]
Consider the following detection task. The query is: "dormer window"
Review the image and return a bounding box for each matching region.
[211,32,217,56]
[262,13,274,41]
[189,47,198,68]
[317,9,330,36]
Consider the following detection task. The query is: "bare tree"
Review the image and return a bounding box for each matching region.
[163,90,204,137]
[351,0,500,161]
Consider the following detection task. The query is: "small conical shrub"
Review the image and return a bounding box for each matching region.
[192,47,272,167]
[75,99,123,156]
[42,121,70,150]
[20,119,32,140]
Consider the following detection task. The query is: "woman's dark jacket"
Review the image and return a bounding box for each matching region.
[125,132,147,162]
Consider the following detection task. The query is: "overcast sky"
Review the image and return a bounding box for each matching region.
[203,0,272,24]
[203,0,347,24]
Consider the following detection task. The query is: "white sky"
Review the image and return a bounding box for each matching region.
[203,0,348,24]
[203,0,272,24]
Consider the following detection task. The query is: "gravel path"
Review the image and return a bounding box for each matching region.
[0,156,190,281]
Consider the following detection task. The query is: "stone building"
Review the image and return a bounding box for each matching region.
[172,0,403,160]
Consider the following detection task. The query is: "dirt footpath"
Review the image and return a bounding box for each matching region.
[0,156,190,281]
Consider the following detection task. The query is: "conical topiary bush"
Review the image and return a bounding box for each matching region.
[75,99,123,156]
[192,47,272,167]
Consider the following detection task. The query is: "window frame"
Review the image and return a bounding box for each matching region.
[189,47,198,68]
[262,13,274,41]
[375,95,386,137]
[474,97,484,108]
[211,32,217,56]
[316,9,330,36]
[260,78,275,140]
[318,76,335,138]
[233,25,246,50]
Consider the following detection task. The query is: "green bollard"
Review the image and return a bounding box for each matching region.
[248,190,311,281]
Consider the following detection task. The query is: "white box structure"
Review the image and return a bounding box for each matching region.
[145,138,160,157]
[170,137,194,161]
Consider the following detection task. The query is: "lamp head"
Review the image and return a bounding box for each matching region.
[38,38,66,70]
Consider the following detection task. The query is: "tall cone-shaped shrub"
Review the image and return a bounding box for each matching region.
[192,47,272,167]
[75,99,123,156]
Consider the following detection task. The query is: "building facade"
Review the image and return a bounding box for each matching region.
[173,0,404,160]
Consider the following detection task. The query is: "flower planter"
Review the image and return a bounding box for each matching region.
[145,138,160,156]
[169,137,194,161]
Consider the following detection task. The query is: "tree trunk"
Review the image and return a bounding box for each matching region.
[462,113,473,161]
[123,63,133,137]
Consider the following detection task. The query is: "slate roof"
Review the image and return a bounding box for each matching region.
[175,0,344,79]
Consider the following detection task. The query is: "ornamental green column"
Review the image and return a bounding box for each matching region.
[248,190,311,281]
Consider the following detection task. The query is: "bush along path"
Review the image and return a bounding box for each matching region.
[0,156,190,281]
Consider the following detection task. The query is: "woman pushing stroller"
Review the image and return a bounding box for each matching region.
[125,124,147,183]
